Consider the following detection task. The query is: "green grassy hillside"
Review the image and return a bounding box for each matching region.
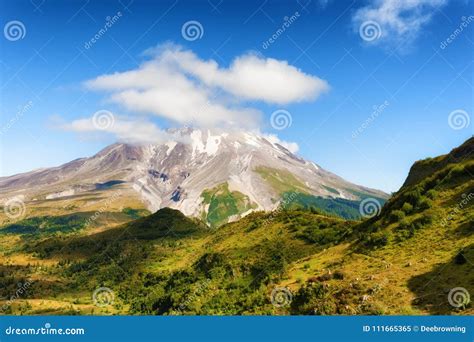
[255,166,387,220]
[201,183,257,227]
[277,137,473,315]
[0,138,472,315]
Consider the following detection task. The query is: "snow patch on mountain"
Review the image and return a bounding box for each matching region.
[0,128,388,225]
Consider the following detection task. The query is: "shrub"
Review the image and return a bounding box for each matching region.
[426,189,437,200]
[398,218,410,230]
[449,165,465,176]
[245,221,260,232]
[194,253,231,277]
[405,189,422,206]
[290,283,331,314]
[401,202,413,214]
[359,302,385,315]
[419,213,434,225]
[363,231,390,249]
[297,221,351,246]
[395,215,432,242]
[417,196,433,210]
[389,210,406,223]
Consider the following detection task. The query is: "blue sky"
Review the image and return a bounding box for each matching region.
[0,0,472,193]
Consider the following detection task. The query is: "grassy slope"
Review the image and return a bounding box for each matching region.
[0,138,472,315]
[255,166,386,219]
[0,208,352,315]
[277,137,473,315]
[201,182,257,227]
[254,166,310,195]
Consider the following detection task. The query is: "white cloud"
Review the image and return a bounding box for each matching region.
[262,133,299,153]
[63,44,328,148]
[86,44,329,128]
[63,116,181,145]
[62,115,301,152]
[155,48,329,104]
[354,0,447,48]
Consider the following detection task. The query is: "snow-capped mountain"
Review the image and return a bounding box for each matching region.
[0,128,387,226]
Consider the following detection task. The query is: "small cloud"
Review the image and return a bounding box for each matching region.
[85,44,329,129]
[62,114,182,145]
[262,133,299,153]
[353,0,448,50]
[61,114,300,154]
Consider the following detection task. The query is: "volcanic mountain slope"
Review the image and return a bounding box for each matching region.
[0,128,387,226]
[0,137,471,315]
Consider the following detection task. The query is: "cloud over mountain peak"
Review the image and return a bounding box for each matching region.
[65,43,329,144]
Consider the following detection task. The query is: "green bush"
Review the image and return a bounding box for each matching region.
[426,189,437,200]
[389,210,406,223]
[290,283,329,314]
[405,189,422,206]
[449,165,465,176]
[194,253,231,278]
[297,221,351,246]
[401,202,413,214]
[417,196,433,210]
[362,231,390,249]
[395,215,432,242]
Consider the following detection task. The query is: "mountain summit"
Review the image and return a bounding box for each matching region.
[0,129,387,226]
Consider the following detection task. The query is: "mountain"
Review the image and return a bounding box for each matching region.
[119,136,474,315]
[1,137,471,315]
[0,128,387,226]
